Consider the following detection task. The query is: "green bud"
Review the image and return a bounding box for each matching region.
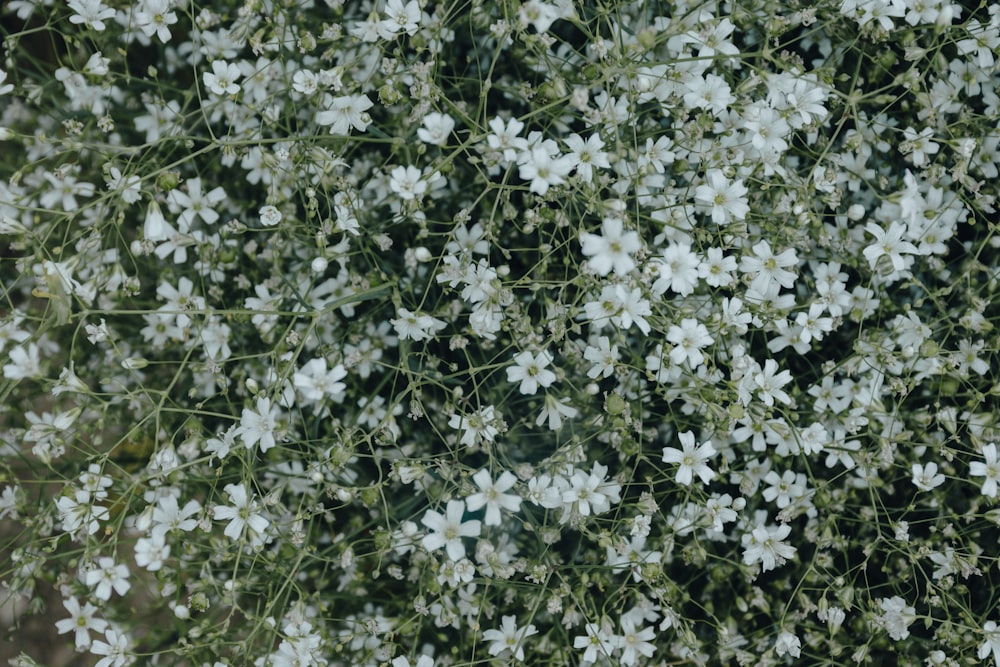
[605,393,626,416]
[359,486,379,507]
[157,171,180,191]
[190,592,209,612]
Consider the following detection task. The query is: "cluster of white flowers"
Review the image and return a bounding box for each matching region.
[3,0,1000,665]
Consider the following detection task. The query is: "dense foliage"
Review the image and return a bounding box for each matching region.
[2,0,1000,665]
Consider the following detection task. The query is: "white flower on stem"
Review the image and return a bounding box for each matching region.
[316,93,374,134]
[740,241,799,296]
[416,112,455,146]
[258,205,282,227]
[449,405,500,447]
[203,61,241,96]
[580,218,641,276]
[911,461,945,491]
[151,494,201,538]
[862,221,920,272]
[564,133,611,183]
[379,0,421,38]
[293,358,347,404]
[774,630,801,658]
[391,657,434,667]
[618,615,656,665]
[661,431,717,486]
[133,534,170,571]
[694,169,749,224]
[55,596,108,649]
[143,200,173,242]
[421,499,481,561]
[970,443,1000,498]
[698,247,737,287]
[583,336,618,379]
[741,523,796,572]
[392,307,446,341]
[753,359,794,407]
[561,463,619,518]
[105,167,141,204]
[68,0,115,31]
[465,469,522,525]
[876,596,916,640]
[902,126,939,166]
[573,621,619,663]
[389,165,429,201]
[517,145,575,195]
[83,558,131,601]
[651,242,702,296]
[91,627,132,667]
[56,490,108,535]
[666,318,713,367]
[506,349,557,395]
[979,621,1000,667]
[213,483,270,546]
[486,116,528,162]
[236,396,280,453]
[135,0,177,42]
[536,393,578,430]
[482,615,538,661]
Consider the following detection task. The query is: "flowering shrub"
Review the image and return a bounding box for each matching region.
[2,0,1000,665]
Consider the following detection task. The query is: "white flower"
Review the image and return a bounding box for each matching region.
[877,596,916,640]
[618,615,656,665]
[580,218,641,276]
[203,61,242,96]
[652,242,701,296]
[67,0,115,31]
[465,469,522,526]
[213,483,270,546]
[863,221,920,273]
[3,342,42,380]
[774,630,801,658]
[752,359,794,407]
[133,534,170,571]
[979,621,1000,667]
[151,494,201,538]
[666,318,713,367]
[135,0,178,42]
[742,523,796,572]
[91,628,132,667]
[421,499,481,561]
[258,205,282,227]
[694,169,749,224]
[573,621,619,664]
[517,145,575,194]
[293,358,347,404]
[389,165,429,200]
[391,307,446,341]
[911,461,945,491]
[506,350,557,395]
[236,396,280,453]
[482,615,538,661]
[416,112,455,146]
[970,443,1000,498]
[379,0,422,38]
[316,93,374,134]
[0,68,12,96]
[661,431,717,486]
[536,393,578,430]
[449,405,500,447]
[83,558,131,601]
[583,336,618,379]
[55,596,108,649]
